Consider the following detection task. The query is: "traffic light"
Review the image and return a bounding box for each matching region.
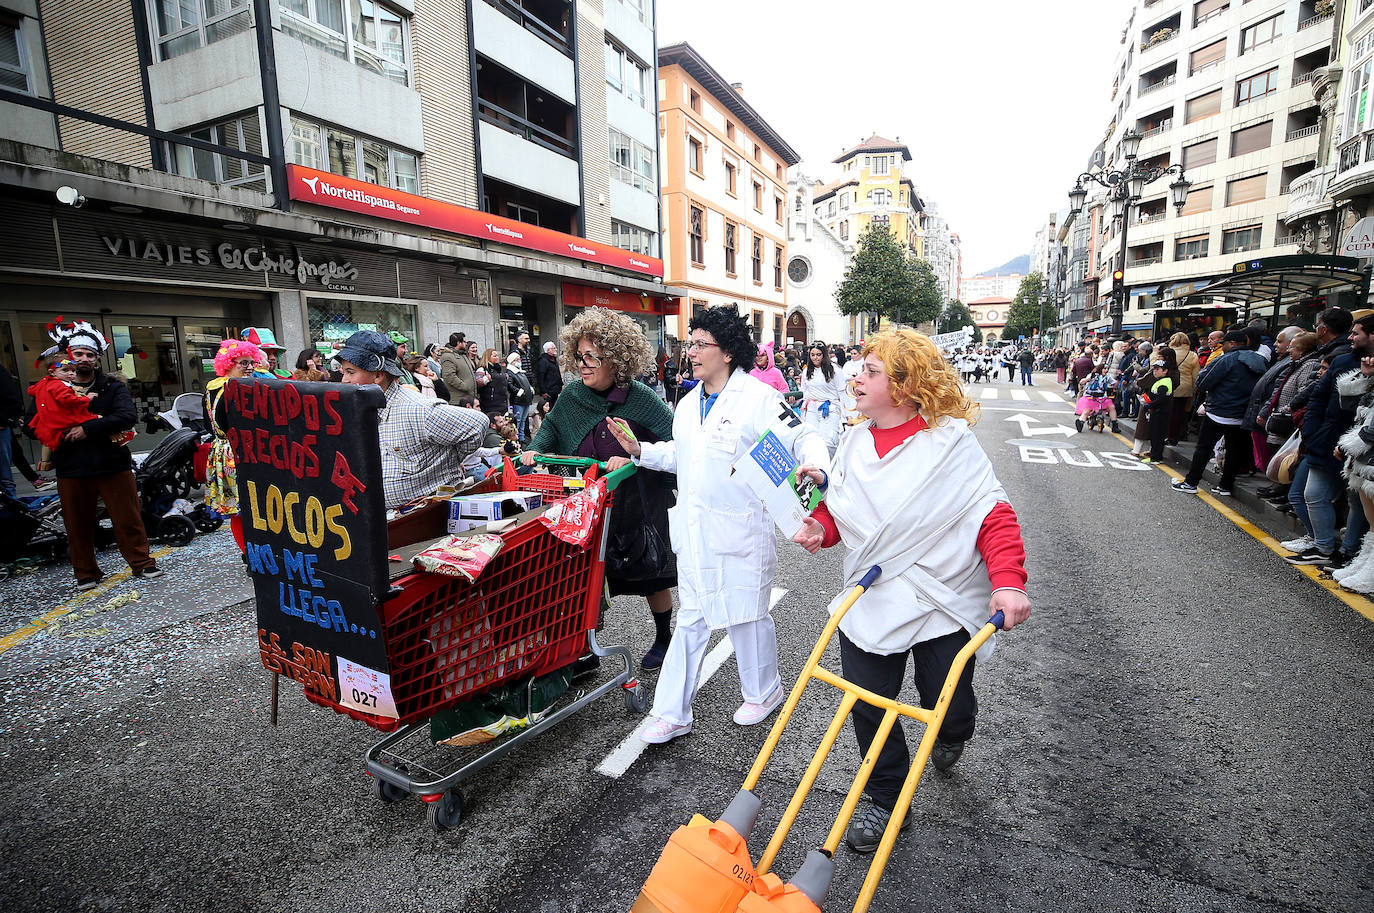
[1111,268,1125,298]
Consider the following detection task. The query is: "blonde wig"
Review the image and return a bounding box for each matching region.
[861,328,980,427]
[560,307,654,384]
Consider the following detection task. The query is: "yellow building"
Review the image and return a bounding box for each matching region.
[810,136,924,258]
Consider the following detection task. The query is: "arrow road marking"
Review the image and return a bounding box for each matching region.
[1004,412,1076,438]
[596,588,787,779]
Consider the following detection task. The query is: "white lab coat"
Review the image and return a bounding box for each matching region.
[637,369,831,628]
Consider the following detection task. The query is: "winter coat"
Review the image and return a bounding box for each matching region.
[1194,349,1267,420]
[1301,350,1362,475]
[535,352,564,400]
[438,348,478,402]
[1260,352,1322,434]
[1171,346,1199,398]
[48,371,137,479]
[1243,355,1293,431]
[1337,370,1374,493]
[478,363,511,414]
[507,367,534,407]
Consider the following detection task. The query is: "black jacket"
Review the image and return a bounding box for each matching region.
[0,364,22,426]
[52,371,137,478]
[478,364,511,414]
[535,353,564,399]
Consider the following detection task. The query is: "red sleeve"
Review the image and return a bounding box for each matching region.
[811,500,842,549]
[976,501,1028,592]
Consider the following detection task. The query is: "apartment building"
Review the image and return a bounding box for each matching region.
[1086,0,1331,332]
[657,42,798,346]
[920,202,959,305]
[810,136,924,258]
[960,272,1025,302]
[0,0,676,425]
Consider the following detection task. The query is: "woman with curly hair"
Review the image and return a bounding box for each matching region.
[801,341,844,454]
[608,305,831,744]
[793,328,1030,854]
[524,308,678,670]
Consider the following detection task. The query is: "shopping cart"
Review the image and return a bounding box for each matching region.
[356,455,648,831]
[632,566,1007,913]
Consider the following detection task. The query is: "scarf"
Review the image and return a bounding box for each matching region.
[532,379,673,453]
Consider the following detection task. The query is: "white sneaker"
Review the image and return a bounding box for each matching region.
[1279,535,1315,553]
[733,683,785,726]
[640,717,692,744]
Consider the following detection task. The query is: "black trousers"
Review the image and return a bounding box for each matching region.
[1183,414,1252,489]
[1148,398,1172,461]
[839,628,977,812]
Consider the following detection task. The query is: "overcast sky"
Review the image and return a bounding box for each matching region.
[657,0,1135,276]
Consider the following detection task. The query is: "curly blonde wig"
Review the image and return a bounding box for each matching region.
[861,328,980,427]
[560,307,654,384]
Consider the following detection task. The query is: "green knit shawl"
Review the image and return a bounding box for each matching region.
[531,380,674,453]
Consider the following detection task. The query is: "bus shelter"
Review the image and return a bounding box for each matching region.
[1154,255,1370,332]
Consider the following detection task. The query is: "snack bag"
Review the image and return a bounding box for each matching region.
[537,477,607,548]
[412,533,505,582]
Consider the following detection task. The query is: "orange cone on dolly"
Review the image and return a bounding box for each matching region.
[631,790,762,913]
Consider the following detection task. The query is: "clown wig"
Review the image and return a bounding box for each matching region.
[213,338,266,377]
[861,328,980,427]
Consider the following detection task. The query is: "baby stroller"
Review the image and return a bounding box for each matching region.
[135,393,223,545]
[0,490,69,573]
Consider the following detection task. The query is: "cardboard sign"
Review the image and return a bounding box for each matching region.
[223,378,392,712]
[732,429,824,538]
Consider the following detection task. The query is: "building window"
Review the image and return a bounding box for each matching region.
[612,219,656,256]
[724,222,737,274]
[616,0,651,26]
[1175,234,1210,260]
[506,200,540,225]
[1347,57,1372,139]
[839,220,849,240]
[1186,88,1222,123]
[868,188,892,206]
[1240,14,1281,54]
[773,313,783,348]
[828,200,836,217]
[839,192,850,210]
[1225,173,1267,205]
[752,309,763,338]
[1179,184,1213,215]
[872,214,890,229]
[725,121,735,140]
[775,163,783,180]
[1222,225,1262,253]
[752,142,761,162]
[774,247,783,289]
[279,1,412,85]
[1181,137,1217,169]
[787,256,811,284]
[290,116,419,192]
[775,196,784,224]
[689,205,704,265]
[752,235,762,282]
[609,128,655,193]
[167,110,266,188]
[724,161,737,195]
[1194,0,1228,26]
[753,181,763,211]
[1235,68,1278,106]
[0,20,32,92]
[689,89,701,113]
[691,298,708,319]
[870,155,891,176]
[1189,38,1225,76]
[688,137,702,174]
[150,0,251,61]
[605,40,648,108]
[1231,121,1271,157]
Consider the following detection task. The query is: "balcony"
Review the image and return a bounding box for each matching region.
[1141,28,1178,52]
[1141,121,1173,139]
[1130,256,1164,267]
[1292,71,1316,87]
[1298,11,1333,31]
[1287,124,1319,141]
[1136,210,1167,225]
[1140,74,1176,97]
[1274,233,1299,246]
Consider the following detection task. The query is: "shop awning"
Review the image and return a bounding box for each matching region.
[562,283,680,315]
[1156,255,1369,310]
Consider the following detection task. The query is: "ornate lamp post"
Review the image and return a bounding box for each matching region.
[1068,129,1192,336]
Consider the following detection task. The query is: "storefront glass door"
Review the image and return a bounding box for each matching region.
[106,321,183,414]
[179,320,245,395]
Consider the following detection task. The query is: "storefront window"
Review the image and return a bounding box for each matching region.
[308,298,418,356]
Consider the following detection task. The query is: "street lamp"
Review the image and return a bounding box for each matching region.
[1068,142,1191,335]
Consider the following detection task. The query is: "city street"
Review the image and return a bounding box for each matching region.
[1,381,1369,913]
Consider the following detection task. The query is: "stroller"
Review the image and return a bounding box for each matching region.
[0,490,70,573]
[135,393,223,545]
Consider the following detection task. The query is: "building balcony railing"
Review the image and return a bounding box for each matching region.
[1274,233,1299,246]
[1194,8,1225,27]
[1141,121,1173,138]
[1189,60,1222,77]
[1298,11,1334,31]
[1292,71,1316,87]
[1285,164,1330,221]
[482,0,572,53]
[1140,74,1177,96]
[477,101,576,157]
[1129,256,1164,267]
[1136,211,1167,224]
[1287,124,1320,140]
[1141,29,1178,52]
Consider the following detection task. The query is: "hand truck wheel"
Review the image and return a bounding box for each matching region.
[370,776,407,804]
[426,789,464,831]
[624,679,647,714]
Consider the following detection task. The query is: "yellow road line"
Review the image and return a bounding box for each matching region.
[0,547,174,658]
[1110,432,1374,622]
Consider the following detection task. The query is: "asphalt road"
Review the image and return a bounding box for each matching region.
[1,376,1370,913]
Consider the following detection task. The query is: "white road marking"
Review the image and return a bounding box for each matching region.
[1010,389,1030,401]
[980,387,999,400]
[979,404,1074,414]
[596,588,788,779]
[1039,391,1062,402]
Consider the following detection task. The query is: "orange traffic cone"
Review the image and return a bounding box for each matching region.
[630,790,762,913]
[735,850,833,913]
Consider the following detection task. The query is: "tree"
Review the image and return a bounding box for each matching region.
[836,225,942,327]
[1001,272,1047,343]
[941,299,977,335]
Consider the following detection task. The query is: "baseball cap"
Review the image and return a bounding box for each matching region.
[336,330,403,376]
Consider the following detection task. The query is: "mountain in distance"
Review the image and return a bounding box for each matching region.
[975,254,1030,276]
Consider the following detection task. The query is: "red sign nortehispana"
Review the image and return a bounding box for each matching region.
[286,164,665,279]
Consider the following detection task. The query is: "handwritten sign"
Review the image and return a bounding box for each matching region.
[224,378,392,711]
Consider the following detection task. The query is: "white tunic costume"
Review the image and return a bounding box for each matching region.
[799,366,844,453]
[636,369,831,725]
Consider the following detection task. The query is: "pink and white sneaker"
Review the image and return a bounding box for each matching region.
[733,683,785,726]
[640,716,692,744]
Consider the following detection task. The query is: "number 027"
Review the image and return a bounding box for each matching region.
[351,688,377,708]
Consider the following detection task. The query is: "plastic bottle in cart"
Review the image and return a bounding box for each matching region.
[630,790,762,913]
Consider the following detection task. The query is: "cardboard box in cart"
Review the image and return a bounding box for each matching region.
[732,429,824,538]
[447,491,544,533]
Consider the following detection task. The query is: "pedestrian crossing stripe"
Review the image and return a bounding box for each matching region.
[974,387,1064,403]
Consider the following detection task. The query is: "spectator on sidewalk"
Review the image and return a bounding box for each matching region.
[1197,330,1226,368]
[1244,326,1304,477]
[536,340,564,405]
[1331,358,1374,592]
[0,362,23,499]
[1069,346,1095,397]
[1166,333,1200,444]
[1171,330,1267,497]
[1284,311,1372,567]
[438,333,478,403]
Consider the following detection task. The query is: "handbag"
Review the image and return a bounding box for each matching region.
[607,471,673,581]
[1266,411,1296,440]
[1266,430,1302,484]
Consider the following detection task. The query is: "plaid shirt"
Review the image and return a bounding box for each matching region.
[379,381,488,508]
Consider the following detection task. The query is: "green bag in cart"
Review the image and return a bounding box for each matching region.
[429,670,573,747]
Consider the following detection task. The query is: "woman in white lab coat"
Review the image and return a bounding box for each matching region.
[800,342,844,454]
[608,306,831,744]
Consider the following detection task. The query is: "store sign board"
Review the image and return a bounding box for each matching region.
[97,235,359,291]
[1341,217,1374,257]
[288,164,665,279]
[562,283,679,315]
[223,378,394,715]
